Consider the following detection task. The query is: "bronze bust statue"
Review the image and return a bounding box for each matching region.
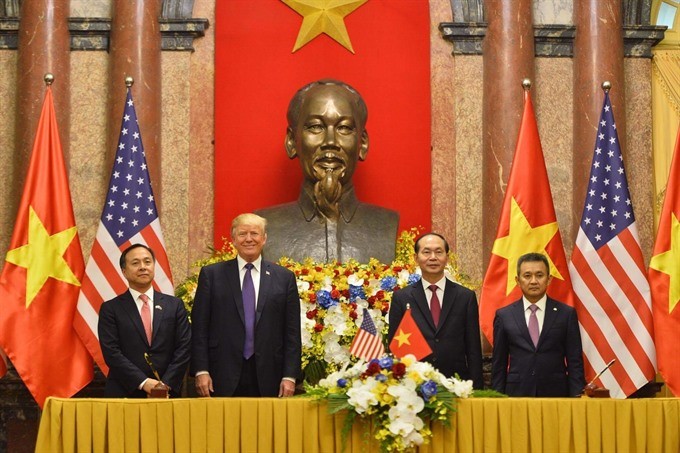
[256,80,399,263]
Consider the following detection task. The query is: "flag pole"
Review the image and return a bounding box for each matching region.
[125,76,134,88]
[601,80,611,93]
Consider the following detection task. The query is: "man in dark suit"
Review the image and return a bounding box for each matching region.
[98,244,191,398]
[491,252,585,397]
[191,213,301,397]
[387,233,484,389]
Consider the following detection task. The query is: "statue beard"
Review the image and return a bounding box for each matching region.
[313,167,343,220]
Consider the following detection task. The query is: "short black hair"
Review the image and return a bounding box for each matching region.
[414,232,450,254]
[120,244,155,269]
[516,252,550,276]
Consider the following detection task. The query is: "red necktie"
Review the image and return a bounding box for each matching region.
[429,285,441,327]
[140,294,152,344]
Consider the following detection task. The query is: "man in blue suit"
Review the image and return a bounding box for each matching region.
[98,244,191,398]
[491,252,585,397]
[387,232,484,389]
[191,213,301,397]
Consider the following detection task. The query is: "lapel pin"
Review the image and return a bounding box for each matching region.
[553,307,557,311]
[266,271,271,275]
[155,305,162,310]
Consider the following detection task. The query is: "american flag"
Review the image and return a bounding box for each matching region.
[568,91,656,398]
[350,308,385,361]
[73,88,174,372]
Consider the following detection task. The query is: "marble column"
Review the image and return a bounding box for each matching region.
[481,0,535,266]
[108,0,163,205]
[15,0,70,191]
[572,0,625,240]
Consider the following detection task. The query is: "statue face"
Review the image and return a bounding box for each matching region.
[287,85,368,187]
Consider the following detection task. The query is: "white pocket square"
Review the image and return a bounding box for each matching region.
[155,305,163,310]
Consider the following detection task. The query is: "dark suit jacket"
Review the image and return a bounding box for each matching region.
[98,290,191,398]
[190,258,301,397]
[491,297,585,397]
[387,279,484,389]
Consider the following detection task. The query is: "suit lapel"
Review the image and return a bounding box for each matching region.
[227,259,246,325]
[539,297,559,346]
[438,280,456,332]
[510,300,535,349]
[121,291,149,345]
[256,261,272,325]
[412,283,435,332]
[151,291,167,343]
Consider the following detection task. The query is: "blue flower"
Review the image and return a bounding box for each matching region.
[378,356,393,369]
[408,273,422,285]
[375,373,388,382]
[419,380,438,402]
[349,285,366,302]
[316,290,337,309]
[337,378,348,388]
[381,276,398,291]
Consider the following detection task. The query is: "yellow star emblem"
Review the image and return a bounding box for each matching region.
[393,329,412,347]
[649,212,680,313]
[5,206,81,308]
[281,0,368,53]
[492,197,564,295]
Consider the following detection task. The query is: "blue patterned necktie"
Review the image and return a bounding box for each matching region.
[242,263,256,359]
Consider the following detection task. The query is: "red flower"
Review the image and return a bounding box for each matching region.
[393,266,403,272]
[349,302,357,310]
[349,310,358,320]
[381,302,390,314]
[306,309,318,319]
[392,362,406,379]
[331,289,340,299]
[314,323,324,332]
[362,361,381,377]
[344,269,352,277]
[309,293,317,304]
[376,290,385,300]
[367,296,376,307]
[315,266,322,272]
[342,289,350,299]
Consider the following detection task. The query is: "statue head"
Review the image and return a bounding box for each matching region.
[285,80,369,218]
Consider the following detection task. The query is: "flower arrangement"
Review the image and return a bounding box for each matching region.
[305,354,474,452]
[175,228,478,383]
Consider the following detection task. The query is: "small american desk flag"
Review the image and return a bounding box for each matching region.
[73,87,174,373]
[350,308,385,361]
[568,90,656,398]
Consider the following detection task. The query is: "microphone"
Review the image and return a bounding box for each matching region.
[588,359,616,387]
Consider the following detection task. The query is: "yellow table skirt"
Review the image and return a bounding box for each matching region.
[35,397,680,452]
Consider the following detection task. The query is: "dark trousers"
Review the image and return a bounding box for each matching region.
[234,356,260,397]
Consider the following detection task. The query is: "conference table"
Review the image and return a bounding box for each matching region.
[36,396,680,452]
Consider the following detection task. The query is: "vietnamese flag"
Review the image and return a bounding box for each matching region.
[649,126,680,396]
[479,86,576,345]
[389,308,432,360]
[0,84,92,407]
[214,0,431,246]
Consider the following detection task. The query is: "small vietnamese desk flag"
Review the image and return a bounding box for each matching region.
[0,80,93,407]
[479,83,576,345]
[649,125,680,396]
[389,306,432,360]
